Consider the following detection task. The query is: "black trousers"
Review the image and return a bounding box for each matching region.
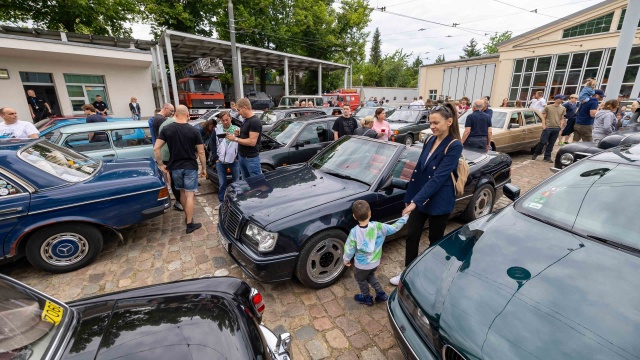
[405,210,449,267]
[354,266,383,296]
[533,127,560,160]
[464,136,488,150]
[163,161,181,204]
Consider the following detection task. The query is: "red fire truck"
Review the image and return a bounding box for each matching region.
[323,89,361,111]
[175,58,226,119]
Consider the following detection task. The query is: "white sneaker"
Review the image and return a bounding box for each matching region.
[390,274,402,286]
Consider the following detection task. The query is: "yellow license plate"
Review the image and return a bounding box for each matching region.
[41,300,64,325]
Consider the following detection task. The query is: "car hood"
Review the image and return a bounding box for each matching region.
[404,207,640,360]
[228,164,367,227]
[388,121,416,130]
[599,124,640,149]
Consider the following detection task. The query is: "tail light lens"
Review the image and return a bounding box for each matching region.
[158,187,169,200]
[251,288,265,315]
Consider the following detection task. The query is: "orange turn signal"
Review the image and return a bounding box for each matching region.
[158,187,169,200]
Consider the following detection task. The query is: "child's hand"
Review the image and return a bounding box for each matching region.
[344,261,351,267]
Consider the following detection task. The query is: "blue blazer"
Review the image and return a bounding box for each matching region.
[404,135,463,215]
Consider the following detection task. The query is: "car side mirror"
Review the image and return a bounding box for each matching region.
[504,183,520,201]
[508,123,520,129]
[392,178,409,190]
[295,141,305,148]
[114,133,123,141]
[275,332,291,356]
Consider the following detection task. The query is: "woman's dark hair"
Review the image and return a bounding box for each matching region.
[602,99,619,111]
[374,107,384,118]
[202,118,217,137]
[430,102,461,140]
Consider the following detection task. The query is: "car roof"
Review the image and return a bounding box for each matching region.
[59,120,148,133]
[269,107,324,112]
[0,139,35,152]
[286,115,335,123]
[589,143,640,165]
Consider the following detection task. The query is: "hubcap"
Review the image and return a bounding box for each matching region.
[405,137,413,146]
[306,238,344,284]
[474,189,494,218]
[40,233,90,266]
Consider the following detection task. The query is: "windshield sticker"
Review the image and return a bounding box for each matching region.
[533,196,547,204]
[0,188,8,196]
[81,165,95,173]
[42,300,64,325]
[527,202,543,209]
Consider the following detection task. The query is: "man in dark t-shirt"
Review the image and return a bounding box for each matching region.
[154,105,206,234]
[92,95,109,115]
[151,103,175,144]
[332,105,358,140]
[26,89,52,121]
[226,98,262,179]
[81,104,107,142]
[574,90,604,142]
[461,100,492,151]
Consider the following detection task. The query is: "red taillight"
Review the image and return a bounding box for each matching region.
[252,289,265,315]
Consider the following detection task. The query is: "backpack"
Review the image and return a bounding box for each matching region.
[444,139,469,196]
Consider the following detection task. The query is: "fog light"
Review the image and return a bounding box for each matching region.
[560,153,574,166]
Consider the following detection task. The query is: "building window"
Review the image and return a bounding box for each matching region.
[562,12,614,39]
[428,90,437,100]
[64,74,109,114]
[617,8,640,31]
[19,72,53,84]
[602,46,640,99]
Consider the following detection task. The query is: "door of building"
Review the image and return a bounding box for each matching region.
[20,72,61,118]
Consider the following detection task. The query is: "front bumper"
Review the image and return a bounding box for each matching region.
[387,289,437,360]
[217,212,298,283]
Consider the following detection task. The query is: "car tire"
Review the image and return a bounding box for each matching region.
[404,135,414,146]
[261,164,274,173]
[461,184,495,222]
[25,223,103,273]
[295,229,348,289]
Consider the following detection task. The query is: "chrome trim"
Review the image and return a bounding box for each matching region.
[550,167,561,173]
[495,179,510,188]
[442,344,466,360]
[28,187,165,215]
[0,167,36,193]
[0,207,23,215]
[387,299,420,360]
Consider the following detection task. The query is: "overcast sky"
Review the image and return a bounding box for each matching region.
[131,0,606,64]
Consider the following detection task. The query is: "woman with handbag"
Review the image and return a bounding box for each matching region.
[390,102,464,285]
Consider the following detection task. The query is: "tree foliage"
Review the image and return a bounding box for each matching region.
[1,0,142,37]
[460,38,482,59]
[483,31,512,54]
[435,54,446,63]
[141,0,222,38]
[369,28,382,66]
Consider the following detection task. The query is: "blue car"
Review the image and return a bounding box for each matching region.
[38,117,133,142]
[0,139,170,273]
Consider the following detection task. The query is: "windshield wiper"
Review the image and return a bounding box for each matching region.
[323,171,370,186]
[585,234,640,255]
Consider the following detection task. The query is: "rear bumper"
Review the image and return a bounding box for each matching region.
[387,290,437,360]
[141,201,170,220]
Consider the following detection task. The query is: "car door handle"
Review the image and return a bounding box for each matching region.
[0,207,23,215]
[103,154,116,157]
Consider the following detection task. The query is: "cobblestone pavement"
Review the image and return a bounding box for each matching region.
[1,149,556,359]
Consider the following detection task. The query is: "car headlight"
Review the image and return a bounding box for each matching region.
[397,281,437,349]
[420,132,432,143]
[560,153,574,166]
[245,223,278,252]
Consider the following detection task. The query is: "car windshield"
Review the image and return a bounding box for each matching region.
[188,79,223,93]
[457,111,507,128]
[270,121,303,144]
[354,108,377,118]
[310,137,397,185]
[20,141,100,182]
[388,110,419,123]
[0,278,68,359]
[260,111,278,125]
[516,157,640,250]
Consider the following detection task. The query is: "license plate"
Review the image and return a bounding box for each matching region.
[219,232,230,252]
[42,300,64,325]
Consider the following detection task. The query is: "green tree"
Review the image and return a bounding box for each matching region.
[435,54,446,63]
[141,0,222,38]
[460,38,482,59]
[483,31,512,54]
[369,27,382,66]
[1,0,141,37]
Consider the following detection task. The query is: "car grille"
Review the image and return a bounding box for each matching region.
[223,198,242,239]
[442,345,466,360]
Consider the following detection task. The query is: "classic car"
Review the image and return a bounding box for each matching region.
[0,139,170,273]
[278,95,324,108]
[49,121,153,162]
[554,121,640,170]
[217,136,512,288]
[353,105,396,121]
[0,274,291,359]
[260,108,327,133]
[419,107,545,153]
[39,117,132,142]
[386,107,431,146]
[320,107,344,116]
[207,115,338,190]
[388,143,640,360]
[247,90,275,110]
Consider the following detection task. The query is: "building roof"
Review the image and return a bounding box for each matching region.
[498,0,616,48]
[420,53,499,68]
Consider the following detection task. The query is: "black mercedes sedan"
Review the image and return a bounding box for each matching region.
[259,108,327,133]
[218,136,512,288]
[386,107,431,146]
[388,143,640,360]
[0,275,291,360]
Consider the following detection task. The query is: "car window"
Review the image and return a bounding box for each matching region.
[509,111,523,126]
[491,111,508,128]
[297,123,328,144]
[20,142,100,182]
[62,132,111,152]
[0,175,21,197]
[523,111,537,126]
[112,128,152,148]
[391,147,421,180]
[42,128,62,143]
[272,121,304,145]
[516,158,640,250]
[260,111,277,125]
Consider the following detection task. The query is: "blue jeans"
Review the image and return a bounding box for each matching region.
[216,161,239,201]
[238,154,262,180]
[533,127,560,160]
[171,169,198,192]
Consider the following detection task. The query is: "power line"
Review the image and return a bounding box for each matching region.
[460,0,599,25]
[491,0,584,24]
[373,8,491,37]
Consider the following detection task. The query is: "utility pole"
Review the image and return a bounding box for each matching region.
[228,0,242,101]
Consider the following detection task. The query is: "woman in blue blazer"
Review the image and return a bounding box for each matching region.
[390,102,463,285]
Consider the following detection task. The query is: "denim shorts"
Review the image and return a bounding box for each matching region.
[171,169,198,192]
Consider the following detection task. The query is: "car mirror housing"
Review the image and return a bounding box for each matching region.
[295,141,305,148]
[383,177,408,190]
[508,123,520,129]
[504,183,520,201]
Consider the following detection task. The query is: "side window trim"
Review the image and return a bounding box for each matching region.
[0,168,36,193]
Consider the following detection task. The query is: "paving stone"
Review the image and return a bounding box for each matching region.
[387,347,405,360]
[167,260,182,271]
[360,314,384,335]
[118,278,131,288]
[336,316,362,336]
[308,304,326,318]
[283,302,306,318]
[214,268,229,276]
[360,346,386,360]
[373,331,395,350]
[305,339,330,360]
[313,317,333,331]
[295,325,317,341]
[316,288,335,303]
[323,299,344,317]
[300,293,318,306]
[336,351,359,360]
[349,332,372,349]
[325,328,349,349]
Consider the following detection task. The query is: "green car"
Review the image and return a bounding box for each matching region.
[388,144,640,359]
[387,107,430,146]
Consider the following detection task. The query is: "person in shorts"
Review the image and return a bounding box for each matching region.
[154,105,207,233]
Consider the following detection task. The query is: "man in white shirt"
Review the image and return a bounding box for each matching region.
[0,108,39,139]
[409,97,422,108]
[417,96,425,106]
[529,91,547,113]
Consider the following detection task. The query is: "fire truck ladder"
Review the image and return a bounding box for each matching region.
[177,57,225,79]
